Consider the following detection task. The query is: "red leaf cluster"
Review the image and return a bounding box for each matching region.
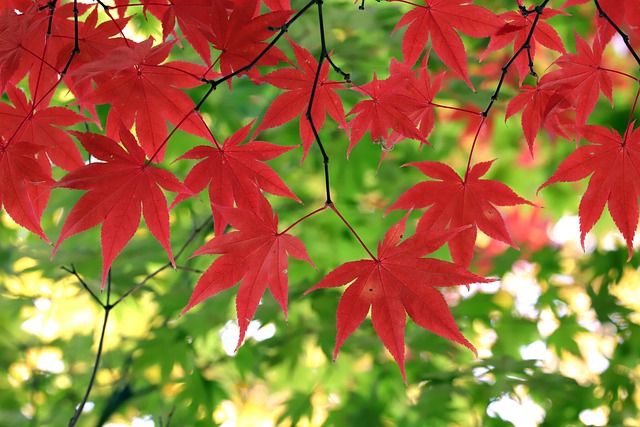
[1,0,639,382]
[387,160,534,268]
[306,215,491,382]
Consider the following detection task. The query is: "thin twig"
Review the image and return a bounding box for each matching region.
[329,204,377,260]
[68,272,112,427]
[280,205,329,235]
[112,216,213,307]
[464,0,551,180]
[60,265,104,308]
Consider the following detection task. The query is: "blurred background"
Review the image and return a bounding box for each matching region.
[1,1,639,426]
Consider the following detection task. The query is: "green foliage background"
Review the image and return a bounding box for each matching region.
[1,1,639,426]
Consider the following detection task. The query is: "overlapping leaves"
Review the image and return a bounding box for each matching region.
[388,161,533,268]
[306,214,490,381]
[0,0,639,387]
[53,128,191,286]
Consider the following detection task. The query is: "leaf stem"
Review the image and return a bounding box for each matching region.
[60,264,104,308]
[328,204,377,261]
[430,102,481,115]
[601,67,640,82]
[146,111,199,164]
[201,0,317,91]
[625,83,640,134]
[280,205,328,235]
[59,0,80,76]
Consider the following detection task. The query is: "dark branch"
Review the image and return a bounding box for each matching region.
[482,0,550,118]
[464,0,550,180]
[594,0,640,66]
[59,0,80,76]
[197,0,318,101]
[306,0,334,204]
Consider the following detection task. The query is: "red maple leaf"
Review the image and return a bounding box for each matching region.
[174,120,300,237]
[207,0,291,78]
[578,0,635,46]
[505,79,572,153]
[347,67,427,154]
[263,0,291,11]
[146,0,232,65]
[539,124,640,259]
[52,7,131,73]
[0,3,91,100]
[543,33,613,130]
[391,0,503,89]
[482,5,567,82]
[257,39,347,160]
[182,195,314,350]
[0,139,53,242]
[0,85,86,171]
[0,0,44,13]
[387,161,533,268]
[305,214,489,382]
[70,38,212,162]
[53,128,191,286]
[388,56,444,147]
[0,6,47,93]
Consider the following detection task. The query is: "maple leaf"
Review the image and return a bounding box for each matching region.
[0,3,90,99]
[0,0,42,13]
[391,0,503,89]
[387,161,533,268]
[539,124,640,260]
[0,139,53,242]
[50,6,130,120]
[263,0,291,11]
[0,85,86,171]
[482,6,567,82]
[207,0,291,79]
[52,6,131,73]
[70,38,212,162]
[389,55,444,146]
[182,195,314,350]
[146,0,232,65]
[0,6,47,93]
[505,79,572,153]
[347,68,427,154]
[543,33,613,131]
[257,39,347,160]
[53,128,191,287]
[305,214,489,382]
[174,120,300,237]
[590,0,628,45]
